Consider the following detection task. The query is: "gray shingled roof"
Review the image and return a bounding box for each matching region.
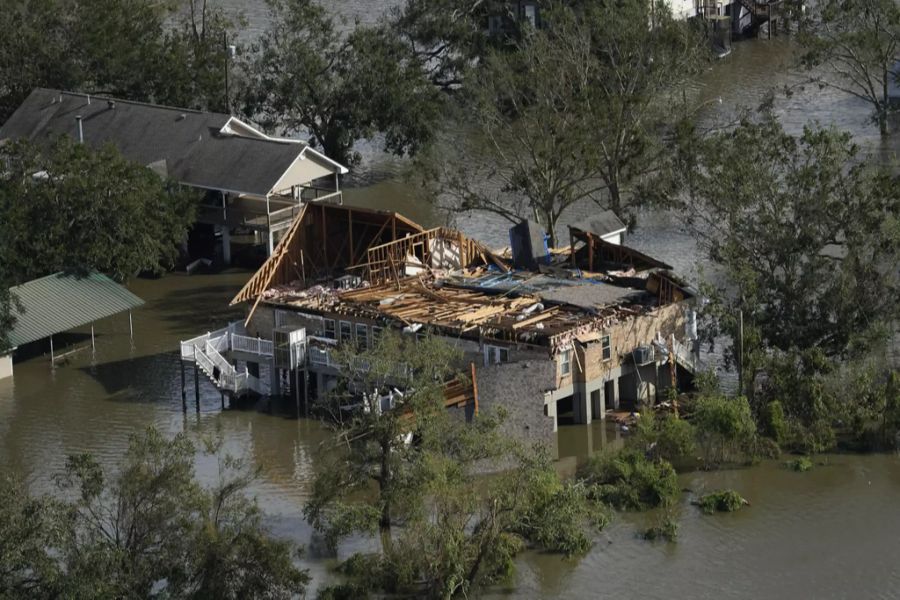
[583,210,626,238]
[0,88,307,196]
[8,272,144,347]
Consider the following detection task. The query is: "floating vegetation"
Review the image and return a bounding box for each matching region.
[694,490,748,514]
[641,515,679,542]
[785,456,814,472]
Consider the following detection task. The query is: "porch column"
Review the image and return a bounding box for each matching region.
[269,363,281,396]
[267,230,274,257]
[221,227,231,265]
[572,385,591,426]
[611,377,620,411]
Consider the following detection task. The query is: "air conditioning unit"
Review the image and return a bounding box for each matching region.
[632,346,654,366]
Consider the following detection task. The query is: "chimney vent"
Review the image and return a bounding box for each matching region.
[107,100,116,109]
[75,116,84,144]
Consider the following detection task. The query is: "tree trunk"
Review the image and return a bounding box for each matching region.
[378,440,392,532]
[608,181,622,214]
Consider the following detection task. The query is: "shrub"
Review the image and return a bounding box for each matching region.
[695,489,747,514]
[762,400,787,444]
[641,514,679,542]
[579,449,679,511]
[692,394,758,466]
[634,412,697,466]
[785,457,813,472]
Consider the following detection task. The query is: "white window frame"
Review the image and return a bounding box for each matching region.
[601,335,612,361]
[339,320,353,343]
[355,323,369,348]
[483,344,510,366]
[559,348,572,376]
[323,318,336,340]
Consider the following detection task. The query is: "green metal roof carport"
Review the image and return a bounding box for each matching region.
[6,272,144,361]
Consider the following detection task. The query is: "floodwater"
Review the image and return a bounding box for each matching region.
[3,1,900,597]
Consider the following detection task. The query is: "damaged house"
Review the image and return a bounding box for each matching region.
[179,204,700,443]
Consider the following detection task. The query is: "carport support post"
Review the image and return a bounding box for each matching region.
[193,356,200,413]
[129,311,134,341]
[91,324,95,352]
[180,361,187,411]
[49,335,54,366]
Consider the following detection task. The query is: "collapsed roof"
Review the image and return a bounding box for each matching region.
[233,209,692,351]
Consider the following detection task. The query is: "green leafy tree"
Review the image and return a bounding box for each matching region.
[308,333,599,598]
[579,448,679,510]
[0,427,309,598]
[673,112,900,401]
[0,476,66,598]
[304,331,466,543]
[426,0,704,245]
[799,0,900,136]
[0,0,238,124]
[0,137,197,284]
[242,0,442,166]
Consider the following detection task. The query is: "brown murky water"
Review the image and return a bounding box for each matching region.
[3,1,900,597]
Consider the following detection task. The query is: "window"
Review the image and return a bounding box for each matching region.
[372,326,383,344]
[356,323,369,348]
[559,349,572,376]
[323,319,336,340]
[484,345,510,366]
[523,4,537,27]
[340,321,353,343]
[601,335,612,361]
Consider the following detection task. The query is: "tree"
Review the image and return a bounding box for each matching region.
[673,112,900,403]
[0,0,238,124]
[0,427,309,598]
[0,137,197,284]
[241,0,442,166]
[304,331,466,542]
[0,283,16,352]
[307,333,599,598]
[799,0,900,136]
[424,1,704,245]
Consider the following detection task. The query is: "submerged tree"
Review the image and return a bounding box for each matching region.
[0,427,308,598]
[799,0,900,136]
[304,331,466,542]
[673,112,900,425]
[425,0,704,245]
[307,333,599,599]
[0,137,197,284]
[241,0,442,166]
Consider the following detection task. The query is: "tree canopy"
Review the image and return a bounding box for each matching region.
[799,0,900,136]
[307,332,599,598]
[422,0,705,245]
[673,111,900,404]
[241,0,443,167]
[0,427,308,599]
[0,137,197,284]
[0,0,237,124]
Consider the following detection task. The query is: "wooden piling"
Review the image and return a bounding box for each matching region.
[194,360,200,413]
[180,360,187,411]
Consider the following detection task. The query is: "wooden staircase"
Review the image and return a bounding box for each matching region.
[734,0,779,36]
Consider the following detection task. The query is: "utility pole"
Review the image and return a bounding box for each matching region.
[223,32,235,114]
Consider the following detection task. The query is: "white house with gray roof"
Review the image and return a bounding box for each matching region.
[0,88,349,262]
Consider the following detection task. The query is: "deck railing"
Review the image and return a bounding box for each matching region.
[231,334,274,357]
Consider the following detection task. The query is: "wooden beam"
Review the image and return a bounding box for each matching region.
[511,307,560,330]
